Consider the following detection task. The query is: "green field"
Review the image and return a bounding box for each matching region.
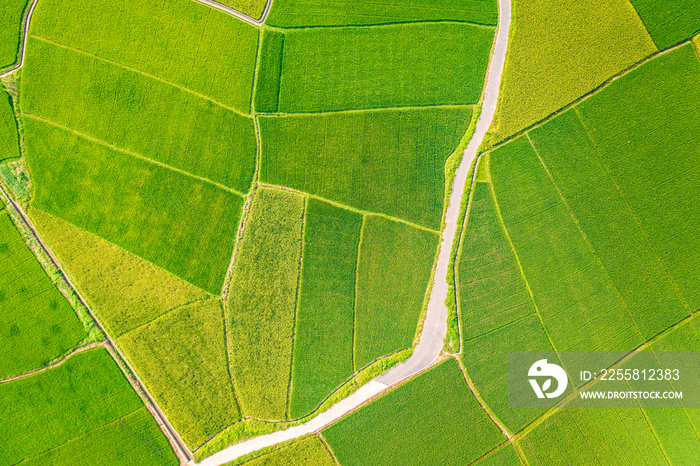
[289,199,361,418]
[629,0,700,49]
[118,298,239,449]
[22,38,257,193]
[576,43,700,311]
[354,215,438,369]
[267,0,498,27]
[472,444,521,465]
[489,137,643,367]
[22,407,177,466]
[323,358,505,465]
[0,348,176,465]
[31,208,210,338]
[217,0,268,20]
[228,187,305,420]
[259,107,471,230]
[254,29,284,113]
[487,0,655,143]
[529,109,689,339]
[0,208,86,379]
[29,0,259,113]
[24,118,244,294]
[237,436,335,466]
[0,90,20,162]
[276,23,493,112]
[0,0,27,68]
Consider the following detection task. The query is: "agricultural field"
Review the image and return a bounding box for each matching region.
[0,208,86,379]
[275,23,494,112]
[323,358,505,465]
[0,0,27,68]
[629,0,700,49]
[0,348,177,465]
[0,90,20,162]
[253,29,284,113]
[259,107,471,230]
[354,216,439,369]
[472,444,521,465]
[237,436,336,466]
[216,0,269,20]
[289,199,361,418]
[266,0,498,27]
[118,297,239,449]
[486,0,656,144]
[227,187,305,420]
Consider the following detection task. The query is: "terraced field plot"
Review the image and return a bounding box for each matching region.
[0,90,20,162]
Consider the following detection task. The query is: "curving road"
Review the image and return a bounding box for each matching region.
[197,0,512,464]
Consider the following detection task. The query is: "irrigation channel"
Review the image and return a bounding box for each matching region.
[196,0,512,463]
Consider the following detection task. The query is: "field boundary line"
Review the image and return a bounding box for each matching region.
[116,296,216,341]
[0,183,192,463]
[572,107,692,314]
[318,433,340,465]
[633,390,673,465]
[257,182,440,234]
[487,40,690,153]
[286,195,308,419]
[29,34,250,118]
[192,0,273,25]
[486,177,573,388]
[0,340,104,384]
[266,19,497,32]
[257,103,473,117]
[352,215,366,373]
[466,439,521,466]
[525,134,646,342]
[0,0,38,78]
[22,114,246,198]
[219,297,244,425]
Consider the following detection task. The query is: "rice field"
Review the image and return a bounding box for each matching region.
[629,0,700,49]
[323,359,505,465]
[0,89,20,162]
[354,215,438,369]
[0,0,27,68]
[0,208,86,379]
[266,0,498,27]
[216,0,268,20]
[254,29,284,113]
[237,436,335,466]
[30,208,210,338]
[24,117,244,294]
[289,199,361,418]
[472,444,521,465]
[259,107,471,230]
[227,187,305,420]
[118,298,240,449]
[276,23,494,112]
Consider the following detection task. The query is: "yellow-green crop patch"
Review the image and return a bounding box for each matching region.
[275,23,494,112]
[0,0,27,68]
[487,0,656,143]
[29,0,259,113]
[629,0,700,49]
[267,0,498,27]
[0,208,86,379]
[236,436,336,466]
[0,89,20,162]
[22,38,257,193]
[290,199,361,418]
[227,187,305,420]
[31,209,210,338]
[118,297,239,449]
[323,359,505,465]
[259,107,471,230]
[354,215,438,369]
[575,43,700,311]
[0,348,176,464]
[24,118,244,294]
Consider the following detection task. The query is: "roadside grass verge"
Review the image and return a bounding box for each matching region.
[24,117,244,294]
[276,23,494,112]
[485,0,656,144]
[323,358,505,465]
[0,207,86,379]
[29,0,259,112]
[22,38,257,193]
[0,348,175,464]
[629,0,700,49]
[266,0,498,27]
[227,187,305,420]
[31,208,209,338]
[259,107,471,230]
[118,297,240,449]
[354,215,438,369]
[289,199,361,418]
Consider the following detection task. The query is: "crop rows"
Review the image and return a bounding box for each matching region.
[0,89,20,162]
[629,0,700,49]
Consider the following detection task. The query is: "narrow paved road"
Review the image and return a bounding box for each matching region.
[197,0,512,463]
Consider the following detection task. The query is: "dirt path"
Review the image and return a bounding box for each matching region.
[196,0,512,463]
[192,0,274,25]
[0,341,105,384]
